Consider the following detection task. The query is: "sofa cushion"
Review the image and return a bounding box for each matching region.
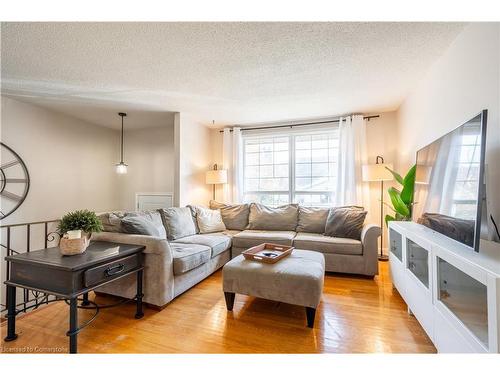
[192,206,226,234]
[160,207,197,240]
[173,233,231,258]
[232,230,296,249]
[247,203,298,231]
[170,243,211,275]
[293,232,362,255]
[120,215,165,237]
[209,200,250,230]
[296,206,330,233]
[324,206,367,240]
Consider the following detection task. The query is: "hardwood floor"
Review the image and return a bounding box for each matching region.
[1,262,436,353]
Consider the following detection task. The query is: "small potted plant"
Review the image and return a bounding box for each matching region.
[58,210,103,256]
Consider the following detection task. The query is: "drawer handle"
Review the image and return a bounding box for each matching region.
[105,264,125,277]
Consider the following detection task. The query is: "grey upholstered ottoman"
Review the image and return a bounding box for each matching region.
[222,249,325,327]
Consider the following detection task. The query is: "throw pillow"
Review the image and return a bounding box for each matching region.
[121,215,165,237]
[296,206,330,233]
[195,207,226,234]
[324,206,367,240]
[99,211,127,232]
[209,200,250,230]
[247,203,298,231]
[160,207,197,240]
[126,210,167,238]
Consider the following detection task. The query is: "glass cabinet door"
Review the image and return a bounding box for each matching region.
[389,229,403,261]
[437,257,488,348]
[406,239,429,288]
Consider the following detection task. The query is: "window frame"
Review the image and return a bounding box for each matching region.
[241,126,339,206]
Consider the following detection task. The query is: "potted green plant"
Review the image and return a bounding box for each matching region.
[384,165,416,225]
[58,210,103,255]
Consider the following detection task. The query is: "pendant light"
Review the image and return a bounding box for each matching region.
[116,112,128,174]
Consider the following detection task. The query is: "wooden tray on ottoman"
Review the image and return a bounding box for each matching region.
[242,243,294,264]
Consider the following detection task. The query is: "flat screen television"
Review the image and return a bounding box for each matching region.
[412,110,488,252]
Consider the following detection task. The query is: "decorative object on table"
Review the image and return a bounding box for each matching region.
[242,243,294,264]
[115,112,128,174]
[206,163,227,200]
[0,142,30,220]
[362,155,394,261]
[58,210,103,255]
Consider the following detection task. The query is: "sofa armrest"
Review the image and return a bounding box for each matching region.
[91,232,173,260]
[91,231,175,307]
[361,224,381,276]
[361,224,381,248]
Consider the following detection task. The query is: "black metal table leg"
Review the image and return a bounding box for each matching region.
[81,292,90,306]
[4,285,18,342]
[68,298,78,353]
[135,269,144,319]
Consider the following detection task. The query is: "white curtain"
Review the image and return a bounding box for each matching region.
[335,115,370,210]
[222,127,243,203]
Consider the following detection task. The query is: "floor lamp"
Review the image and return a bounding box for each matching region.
[206,164,228,201]
[362,156,393,261]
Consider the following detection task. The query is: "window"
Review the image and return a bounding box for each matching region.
[242,129,339,206]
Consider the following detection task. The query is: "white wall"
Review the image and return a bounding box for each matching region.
[117,125,175,210]
[1,96,121,224]
[397,23,500,243]
[174,113,212,207]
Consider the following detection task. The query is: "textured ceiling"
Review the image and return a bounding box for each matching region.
[1,22,466,128]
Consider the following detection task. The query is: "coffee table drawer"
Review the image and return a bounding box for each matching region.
[84,254,140,287]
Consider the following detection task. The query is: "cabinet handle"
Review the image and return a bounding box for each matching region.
[105,264,125,277]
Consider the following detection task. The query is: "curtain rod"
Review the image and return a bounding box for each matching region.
[218,115,379,133]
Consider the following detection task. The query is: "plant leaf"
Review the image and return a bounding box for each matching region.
[388,187,410,217]
[400,165,416,205]
[385,214,396,226]
[385,166,404,185]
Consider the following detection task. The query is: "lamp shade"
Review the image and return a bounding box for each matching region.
[206,169,227,184]
[362,163,393,182]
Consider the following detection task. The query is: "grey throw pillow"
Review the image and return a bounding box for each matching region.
[324,206,367,240]
[296,206,330,233]
[121,216,164,237]
[160,207,197,240]
[209,200,250,230]
[247,203,298,231]
[99,210,167,238]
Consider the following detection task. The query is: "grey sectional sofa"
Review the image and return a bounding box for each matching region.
[92,202,381,309]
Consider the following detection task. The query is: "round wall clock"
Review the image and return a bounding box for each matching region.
[0,143,30,220]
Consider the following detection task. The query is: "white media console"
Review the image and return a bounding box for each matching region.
[388,221,500,353]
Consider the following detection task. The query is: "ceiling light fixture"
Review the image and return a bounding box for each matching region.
[116,112,128,174]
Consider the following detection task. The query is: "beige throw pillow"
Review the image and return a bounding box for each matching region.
[196,208,226,234]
